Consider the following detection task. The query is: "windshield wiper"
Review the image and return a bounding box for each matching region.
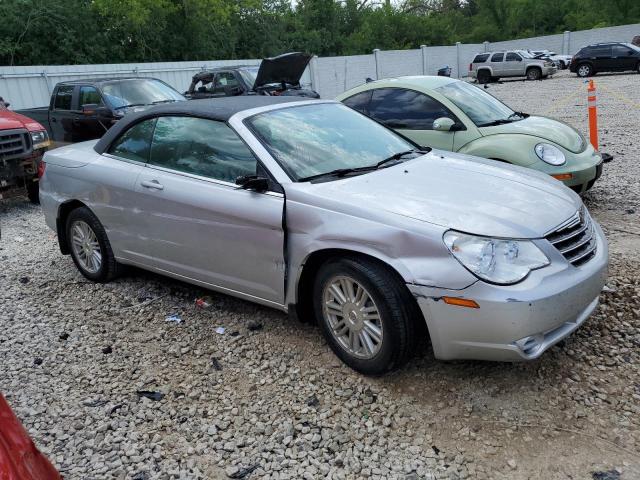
[376,149,427,169]
[152,99,177,104]
[508,111,526,120]
[113,103,147,110]
[479,112,527,127]
[298,149,426,182]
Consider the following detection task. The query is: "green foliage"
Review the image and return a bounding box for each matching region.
[1,0,639,66]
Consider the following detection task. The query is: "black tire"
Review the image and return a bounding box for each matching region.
[576,63,593,78]
[26,181,39,204]
[636,62,640,74]
[66,206,120,283]
[477,70,490,84]
[526,67,542,80]
[312,256,419,375]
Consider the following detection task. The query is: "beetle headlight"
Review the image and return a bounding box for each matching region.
[535,143,565,166]
[30,130,50,149]
[443,231,549,285]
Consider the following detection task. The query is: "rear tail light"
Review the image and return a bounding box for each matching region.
[37,160,46,179]
[469,63,473,71]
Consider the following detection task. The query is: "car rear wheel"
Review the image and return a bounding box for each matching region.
[66,206,120,283]
[577,63,593,77]
[477,70,490,84]
[313,257,418,375]
[526,67,542,80]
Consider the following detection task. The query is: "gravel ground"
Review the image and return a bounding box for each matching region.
[1,69,639,480]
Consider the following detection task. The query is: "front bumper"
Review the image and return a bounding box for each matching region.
[542,65,558,76]
[409,220,608,361]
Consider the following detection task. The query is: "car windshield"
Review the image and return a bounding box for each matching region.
[102,79,184,108]
[238,67,260,88]
[247,103,416,181]
[436,81,518,127]
[625,43,640,52]
[518,50,534,58]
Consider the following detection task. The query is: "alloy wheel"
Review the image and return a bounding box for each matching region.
[578,65,591,77]
[70,220,102,274]
[322,275,383,359]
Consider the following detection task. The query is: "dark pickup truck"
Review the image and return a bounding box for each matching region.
[18,77,185,144]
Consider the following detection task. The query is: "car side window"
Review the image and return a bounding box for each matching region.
[490,53,504,62]
[612,44,631,56]
[473,54,490,63]
[214,72,241,96]
[149,116,257,183]
[368,88,455,130]
[54,86,74,110]
[79,86,103,106]
[505,52,521,61]
[342,91,372,115]
[107,119,157,163]
[590,46,612,56]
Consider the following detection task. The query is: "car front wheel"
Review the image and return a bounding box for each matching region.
[66,206,120,282]
[526,67,542,80]
[313,257,418,375]
[577,63,593,77]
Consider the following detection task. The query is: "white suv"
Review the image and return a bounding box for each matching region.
[469,50,557,83]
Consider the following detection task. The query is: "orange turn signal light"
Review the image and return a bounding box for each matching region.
[442,297,480,309]
[551,173,573,181]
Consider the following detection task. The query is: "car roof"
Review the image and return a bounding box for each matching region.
[57,77,154,86]
[337,75,458,99]
[94,96,315,154]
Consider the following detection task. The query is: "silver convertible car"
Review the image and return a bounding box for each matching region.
[40,97,608,375]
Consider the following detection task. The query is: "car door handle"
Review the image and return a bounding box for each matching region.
[140,180,164,190]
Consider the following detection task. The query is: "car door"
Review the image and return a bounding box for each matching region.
[504,52,525,76]
[366,88,458,151]
[135,115,285,305]
[75,85,111,141]
[611,44,636,71]
[587,45,613,71]
[50,85,76,144]
[489,52,505,76]
[92,118,157,265]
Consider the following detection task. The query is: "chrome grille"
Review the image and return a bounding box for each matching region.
[0,129,29,161]
[546,208,596,267]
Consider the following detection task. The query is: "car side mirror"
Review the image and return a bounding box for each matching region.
[224,86,243,96]
[236,175,269,192]
[433,117,456,132]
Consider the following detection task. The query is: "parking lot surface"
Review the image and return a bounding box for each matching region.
[1,70,639,479]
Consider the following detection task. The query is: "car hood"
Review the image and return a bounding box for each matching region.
[254,52,312,88]
[0,109,46,132]
[295,151,581,238]
[479,116,586,153]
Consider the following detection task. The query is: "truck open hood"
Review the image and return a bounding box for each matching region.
[254,52,312,89]
[479,116,586,154]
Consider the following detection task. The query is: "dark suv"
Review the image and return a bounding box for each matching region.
[570,42,640,77]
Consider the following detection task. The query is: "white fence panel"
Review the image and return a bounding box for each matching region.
[1,22,639,108]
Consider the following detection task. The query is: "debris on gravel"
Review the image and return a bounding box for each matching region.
[1,70,639,479]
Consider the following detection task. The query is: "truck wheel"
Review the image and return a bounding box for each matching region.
[26,181,39,204]
[526,67,542,80]
[477,70,490,84]
[66,206,120,283]
[312,256,419,375]
[577,63,593,77]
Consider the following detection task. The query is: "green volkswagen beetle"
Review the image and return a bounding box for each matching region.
[336,76,603,194]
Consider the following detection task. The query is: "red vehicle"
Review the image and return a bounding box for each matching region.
[0,394,61,479]
[0,97,50,203]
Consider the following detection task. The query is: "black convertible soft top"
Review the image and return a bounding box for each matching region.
[94,96,310,154]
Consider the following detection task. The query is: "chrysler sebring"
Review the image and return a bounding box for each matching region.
[39,97,608,375]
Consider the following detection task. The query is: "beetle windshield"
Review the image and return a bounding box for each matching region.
[247,103,416,181]
[436,81,517,127]
[102,79,185,109]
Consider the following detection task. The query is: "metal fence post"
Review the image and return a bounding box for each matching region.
[373,48,381,79]
[41,71,52,95]
[420,45,428,75]
[455,41,461,78]
[563,31,571,55]
[309,55,320,92]
[483,41,490,53]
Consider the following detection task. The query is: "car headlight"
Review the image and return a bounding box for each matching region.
[30,130,50,149]
[535,143,565,166]
[443,231,549,285]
